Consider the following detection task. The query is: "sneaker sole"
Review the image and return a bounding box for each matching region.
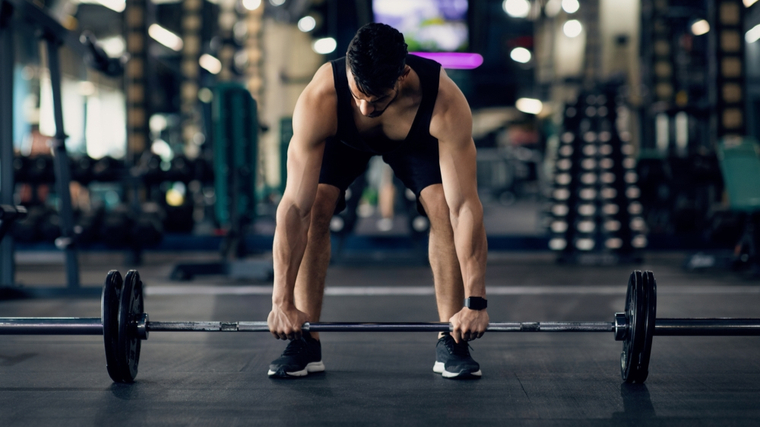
[433,361,482,379]
[268,361,325,378]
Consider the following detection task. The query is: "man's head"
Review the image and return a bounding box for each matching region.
[346,23,408,99]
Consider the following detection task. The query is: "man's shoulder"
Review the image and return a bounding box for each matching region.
[433,70,466,114]
[430,70,472,140]
[313,62,337,88]
[301,63,338,105]
[293,63,339,141]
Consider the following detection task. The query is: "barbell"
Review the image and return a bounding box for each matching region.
[1,270,759,383]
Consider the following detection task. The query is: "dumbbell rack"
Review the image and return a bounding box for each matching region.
[547,88,647,264]
[0,0,117,295]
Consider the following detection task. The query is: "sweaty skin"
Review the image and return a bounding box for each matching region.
[268,61,488,344]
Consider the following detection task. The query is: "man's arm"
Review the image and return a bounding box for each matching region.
[268,63,337,340]
[430,69,489,343]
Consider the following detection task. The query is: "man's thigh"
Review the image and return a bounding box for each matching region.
[382,140,443,216]
[318,137,373,214]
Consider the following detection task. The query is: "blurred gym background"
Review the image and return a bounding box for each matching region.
[2,0,759,290]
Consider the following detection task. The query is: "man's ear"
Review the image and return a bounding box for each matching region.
[398,65,411,82]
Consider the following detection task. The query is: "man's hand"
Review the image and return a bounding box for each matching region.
[449,307,489,344]
[267,304,310,340]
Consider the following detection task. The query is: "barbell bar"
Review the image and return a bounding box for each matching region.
[0,319,618,334]
[1,270,759,384]
[5,318,759,335]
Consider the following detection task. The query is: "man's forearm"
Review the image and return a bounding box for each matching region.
[271,202,311,306]
[450,204,488,299]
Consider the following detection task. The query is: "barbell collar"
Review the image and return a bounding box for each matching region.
[136,313,149,340]
[614,312,628,341]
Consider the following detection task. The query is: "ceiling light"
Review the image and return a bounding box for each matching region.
[516,98,543,115]
[503,0,530,18]
[298,16,316,32]
[563,20,583,38]
[148,24,183,51]
[313,37,337,54]
[242,0,262,11]
[746,23,760,42]
[562,0,579,14]
[691,19,710,36]
[76,0,126,13]
[510,47,532,63]
[199,54,222,74]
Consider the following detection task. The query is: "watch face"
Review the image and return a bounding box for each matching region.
[466,297,487,310]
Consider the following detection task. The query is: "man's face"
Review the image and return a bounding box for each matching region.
[347,70,399,118]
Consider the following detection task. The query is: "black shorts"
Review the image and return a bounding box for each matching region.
[319,136,442,216]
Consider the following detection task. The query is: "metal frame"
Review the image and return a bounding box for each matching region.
[0,0,113,293]
[44,34,80,289]
[0,0,16,287]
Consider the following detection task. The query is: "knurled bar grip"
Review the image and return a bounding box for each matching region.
[148,321,615,332]
[3,318,760,335]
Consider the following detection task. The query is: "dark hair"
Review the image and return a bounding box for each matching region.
[346,23,408,97]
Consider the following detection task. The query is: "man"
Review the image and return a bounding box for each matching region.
[267,23,488,379]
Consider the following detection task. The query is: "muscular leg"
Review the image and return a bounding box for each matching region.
[294,184,341,341]
[418,184,464,332]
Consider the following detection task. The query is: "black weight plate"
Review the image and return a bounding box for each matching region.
[117,270,144,382]
[620,271,634,381]
[621,271,647,383]
[102,270,124,383]
[636,271,658,383]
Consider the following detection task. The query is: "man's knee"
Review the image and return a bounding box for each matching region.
[311,185,340,227]
[419,184,450,226]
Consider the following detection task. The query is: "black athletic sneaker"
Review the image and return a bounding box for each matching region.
[268,332,325,378]
[433,333,482,379]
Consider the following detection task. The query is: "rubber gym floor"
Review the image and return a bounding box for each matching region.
[1,250,759,426]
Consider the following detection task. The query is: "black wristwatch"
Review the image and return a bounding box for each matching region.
[465,296,487,310]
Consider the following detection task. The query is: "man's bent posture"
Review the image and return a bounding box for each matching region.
[267,23,488,379]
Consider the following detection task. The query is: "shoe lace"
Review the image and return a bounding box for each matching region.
[444,336,474,357]
[282,338,307,356]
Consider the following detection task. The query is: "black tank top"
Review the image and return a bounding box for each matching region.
[330,54,441,155]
